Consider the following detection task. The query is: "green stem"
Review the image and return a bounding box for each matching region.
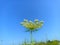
[30,31,33,45]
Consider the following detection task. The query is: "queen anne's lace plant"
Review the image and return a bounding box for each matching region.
[21,19,43,31]
[20,19,43,45]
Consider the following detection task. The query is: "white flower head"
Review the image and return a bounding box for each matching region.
[24,19,28,22]
[29,20,33,23]
[21,19,43,31]
[34,19,39,22]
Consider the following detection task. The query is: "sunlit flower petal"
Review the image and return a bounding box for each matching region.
[24,19,28,22]
[34,19,39,22]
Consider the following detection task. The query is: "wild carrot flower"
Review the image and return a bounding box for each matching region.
[21,19,43,31]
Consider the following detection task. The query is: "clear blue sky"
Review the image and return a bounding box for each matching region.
[0,0,60,45]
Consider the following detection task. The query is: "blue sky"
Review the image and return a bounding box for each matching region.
[0,0,60,45]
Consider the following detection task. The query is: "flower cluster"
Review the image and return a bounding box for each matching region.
[21,19,43,30]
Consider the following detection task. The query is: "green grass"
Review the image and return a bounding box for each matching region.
[21,40,60,45]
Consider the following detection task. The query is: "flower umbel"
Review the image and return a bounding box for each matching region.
[21,19,43,31]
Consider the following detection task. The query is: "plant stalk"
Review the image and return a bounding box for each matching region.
[30,31,33,45]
